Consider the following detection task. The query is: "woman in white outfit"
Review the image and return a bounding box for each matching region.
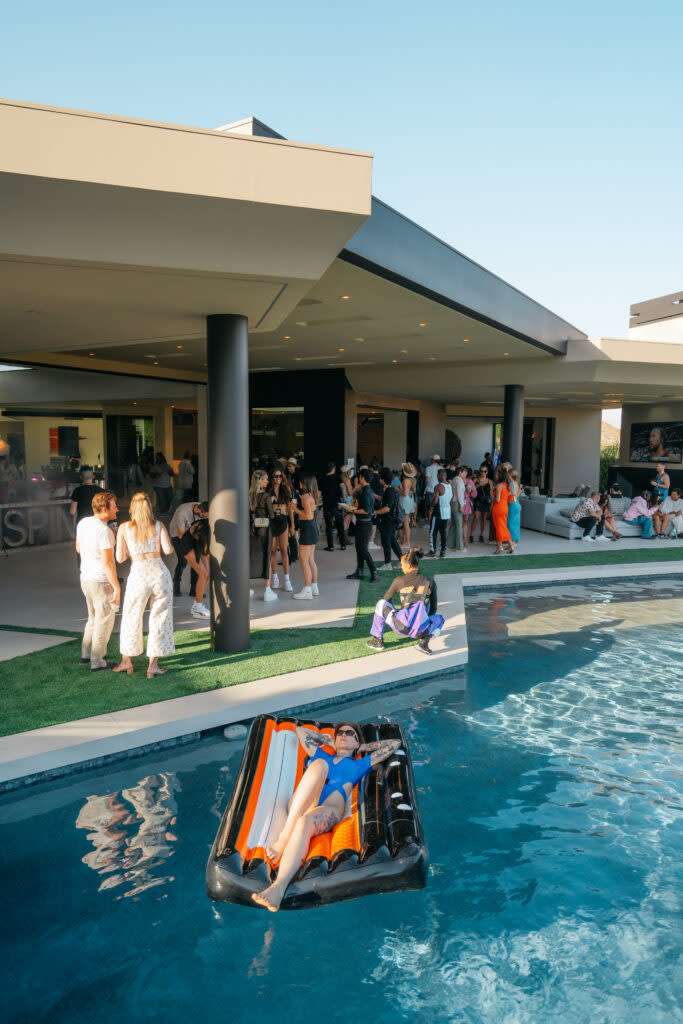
[114,492,175,679]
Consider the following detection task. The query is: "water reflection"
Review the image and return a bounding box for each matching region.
[76,772,181,897]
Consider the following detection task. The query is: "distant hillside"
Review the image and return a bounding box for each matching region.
[601,421,620,448]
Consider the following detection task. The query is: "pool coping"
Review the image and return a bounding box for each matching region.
[1,560,681,791]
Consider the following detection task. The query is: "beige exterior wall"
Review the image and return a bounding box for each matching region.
[447,416,494,468]
[344,390,446,468]
[551,410,602,494]
[628,318,683,342]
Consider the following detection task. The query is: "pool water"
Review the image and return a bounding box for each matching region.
[2,579,682,1024]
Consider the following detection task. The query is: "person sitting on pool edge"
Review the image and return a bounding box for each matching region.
[366,547,444,656]
[252,722,400,912]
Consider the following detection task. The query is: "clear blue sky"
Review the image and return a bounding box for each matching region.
[3,0,681,337]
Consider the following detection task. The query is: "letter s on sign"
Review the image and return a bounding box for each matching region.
[3,509,28,547]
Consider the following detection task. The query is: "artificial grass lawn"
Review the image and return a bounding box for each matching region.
[2,545,682,737]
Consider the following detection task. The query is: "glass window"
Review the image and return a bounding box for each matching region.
[251,407,304,468]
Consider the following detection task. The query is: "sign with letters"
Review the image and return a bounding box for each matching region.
[0,501,74,549]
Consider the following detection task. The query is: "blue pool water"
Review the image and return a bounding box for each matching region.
[1,579,682,1024]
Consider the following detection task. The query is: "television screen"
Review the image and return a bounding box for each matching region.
[629,421,683,464]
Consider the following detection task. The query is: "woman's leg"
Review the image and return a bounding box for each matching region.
[255,798,344,912]
[265,757,328,860]
[185,551,209,603]
[299,545,312,586]
[309,547,318,584]
[463,513,470,547]
[469,510,479,541]
[278,532,290,576]
[269,536,278,577]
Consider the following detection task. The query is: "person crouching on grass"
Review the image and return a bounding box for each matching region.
[366,547,444,656]
[252,722,400,912]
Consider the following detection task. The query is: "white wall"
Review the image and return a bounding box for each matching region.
[551,410,602,494]
[446,415,494,469]
[419,403,446,462]
[629,317,683,342]
[383,410,407,470]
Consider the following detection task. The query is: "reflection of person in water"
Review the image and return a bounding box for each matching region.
[76,772,181,896]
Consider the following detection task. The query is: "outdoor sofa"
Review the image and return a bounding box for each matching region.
[519,494,649,539]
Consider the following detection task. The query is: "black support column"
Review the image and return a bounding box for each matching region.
[502,384,524,470]
[206,314,250,653]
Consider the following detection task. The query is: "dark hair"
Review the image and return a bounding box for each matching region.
[189,517,210,558]
[496,466,511,484]
[380,467,393,485]
[183,450,191,460]
[334,721,363,746]
[358,468,371,484]
[267,465,291,502]
[300,474,320,503]
[198,500,209,513]
[155,451,166,464]
[327,461,336,472]
[402,546,424,569]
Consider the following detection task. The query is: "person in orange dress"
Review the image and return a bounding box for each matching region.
[491,467,516,554]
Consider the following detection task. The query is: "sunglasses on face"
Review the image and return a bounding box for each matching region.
[273,474,282,478]
[336,728,358,739]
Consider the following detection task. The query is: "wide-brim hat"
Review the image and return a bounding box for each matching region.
[432,454,441,461]
[401,462,417,477]
[340,464,351,474]
[286,456,298,466]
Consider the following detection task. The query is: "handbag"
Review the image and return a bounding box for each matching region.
[288,534,299,563]
[253,516,269,529]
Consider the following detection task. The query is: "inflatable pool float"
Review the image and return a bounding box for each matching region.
[206,714,428,910]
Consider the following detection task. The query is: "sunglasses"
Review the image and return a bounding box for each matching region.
[273,473,283,478]
[336,728,359,739]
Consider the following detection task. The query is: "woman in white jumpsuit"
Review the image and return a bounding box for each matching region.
[114,492,175,678]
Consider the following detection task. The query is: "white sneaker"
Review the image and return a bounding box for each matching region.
[191,601,210,618]
[582,535,596,543]
[249,589,254,598]
[368,542,380,550]
[293,586,313,600]
[283,576,293,592]
[263,586,278,602]
[271,573,280,590]
[595,534,608,542]
[311,582,319,596]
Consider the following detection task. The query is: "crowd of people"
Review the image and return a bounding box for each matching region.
[74,446,681,679]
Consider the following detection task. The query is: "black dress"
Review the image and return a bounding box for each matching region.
[249,492,274,579]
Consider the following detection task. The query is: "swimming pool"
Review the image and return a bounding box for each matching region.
[1,578,682,1023]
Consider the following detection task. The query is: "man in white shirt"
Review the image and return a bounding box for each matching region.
[75,491,120,671]
[169,500,208,596]
[424,455,441,512]
[448,465,467,551]
[654,488,683,538]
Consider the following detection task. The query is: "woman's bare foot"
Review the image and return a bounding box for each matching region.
[252,885,285,912]
[113,661,133,675]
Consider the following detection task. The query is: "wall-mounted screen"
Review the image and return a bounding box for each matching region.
[629,422,683,463]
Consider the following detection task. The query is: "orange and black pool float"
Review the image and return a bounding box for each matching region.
[206,715,428,910]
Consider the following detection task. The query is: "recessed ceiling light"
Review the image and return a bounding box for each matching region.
[354,337,365,342]
[293,357,302,361]
[88,353,94,357]
[463,338,469,343]
[153,360,159,365]
[177,345,183,349]
[284,335,291,340]
[400,349,408,354]
[504,352,510,356]
[418,322,427,327]
[428,357,436,361]
[340,295,351,300]
[295,321,308,327]
[392,359,398,364]
[338,347,345,352]
[133,401,137,405]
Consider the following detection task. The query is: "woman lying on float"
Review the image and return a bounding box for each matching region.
[252,723,400,912]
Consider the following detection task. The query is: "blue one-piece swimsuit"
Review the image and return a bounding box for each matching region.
[311,747,373,805]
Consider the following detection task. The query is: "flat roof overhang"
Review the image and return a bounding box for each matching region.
[1,99,592,397]
[0,98,373,356]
